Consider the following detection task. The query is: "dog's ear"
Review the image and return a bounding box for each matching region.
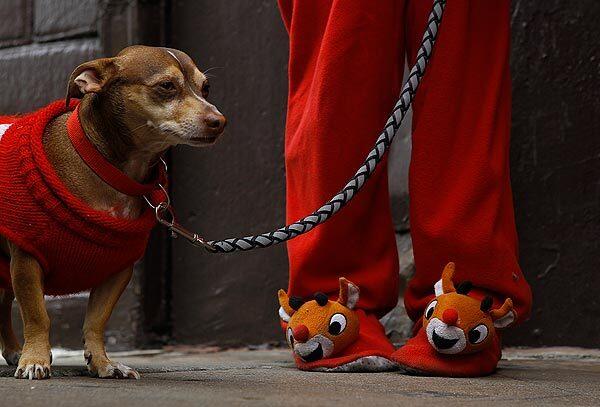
[66,57,117,107]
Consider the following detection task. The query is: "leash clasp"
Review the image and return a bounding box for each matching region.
[144,184,217,253]
[154,202,217,253]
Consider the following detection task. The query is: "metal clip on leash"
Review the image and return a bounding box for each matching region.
[144,160,217,252]
[146,0,446,254]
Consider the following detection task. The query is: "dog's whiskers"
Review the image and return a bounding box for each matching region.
[203,66,223,75]
[155,133,172,152]
[130,122,150,133]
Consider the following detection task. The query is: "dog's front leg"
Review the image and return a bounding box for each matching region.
[9,246,51,379]
[83,267,140,379]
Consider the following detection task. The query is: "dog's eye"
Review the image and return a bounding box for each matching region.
[328,313,347,336]
[286,327,294,348]
[425,300,437,320]
[202,82,210,98]
[158,81,176,91]
[468,324,489,344]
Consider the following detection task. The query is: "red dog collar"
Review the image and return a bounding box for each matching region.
[66,105,166,196]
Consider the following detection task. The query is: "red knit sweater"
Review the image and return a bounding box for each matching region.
[0,101,157,295]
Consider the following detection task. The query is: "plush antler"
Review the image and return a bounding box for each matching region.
[278,289,296,320]
[441,262,456,294]
[490,298,514,321]
[337,278,360,309]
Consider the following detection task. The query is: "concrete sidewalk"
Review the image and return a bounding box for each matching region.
[0,347,599,407]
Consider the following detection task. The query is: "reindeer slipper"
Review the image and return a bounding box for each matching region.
[392,262,516,377]
[278,278,397,372]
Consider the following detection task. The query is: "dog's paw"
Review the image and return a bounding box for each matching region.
[97,361,140,379]
[2,349,21,366]
[14,358,51,380]
[86,353,140,380]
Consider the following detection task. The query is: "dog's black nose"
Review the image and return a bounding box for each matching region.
[204,114,226,132]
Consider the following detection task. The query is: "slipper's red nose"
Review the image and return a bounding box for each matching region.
[292,324,309,343]
[442,308,459,326]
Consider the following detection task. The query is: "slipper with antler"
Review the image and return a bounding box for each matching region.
[278,278,397,372]
[391,262,516,377]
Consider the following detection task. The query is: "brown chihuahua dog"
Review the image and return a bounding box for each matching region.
[0,45,225,380]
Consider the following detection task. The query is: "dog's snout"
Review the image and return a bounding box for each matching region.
[204,114,226,132]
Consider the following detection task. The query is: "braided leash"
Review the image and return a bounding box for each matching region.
[150,0,446,253]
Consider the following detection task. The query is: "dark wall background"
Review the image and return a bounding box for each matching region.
[169,1,289,346]
[508,0,600,347]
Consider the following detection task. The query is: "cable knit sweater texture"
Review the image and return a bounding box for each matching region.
[0,100,156,295]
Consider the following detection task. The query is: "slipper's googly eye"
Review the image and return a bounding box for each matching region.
[328,313,347,335]
[425,300,438,320]
[286,327,294,348]
[468,324,489,344]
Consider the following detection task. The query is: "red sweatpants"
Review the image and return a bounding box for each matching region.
[279,0,532,324]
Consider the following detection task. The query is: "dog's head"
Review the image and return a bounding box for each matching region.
[278,278,360,363]
[423,262,515,355]
[66,45,226,151]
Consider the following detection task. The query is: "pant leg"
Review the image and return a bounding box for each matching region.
[404,0,532,323]
[279,0,405,314]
